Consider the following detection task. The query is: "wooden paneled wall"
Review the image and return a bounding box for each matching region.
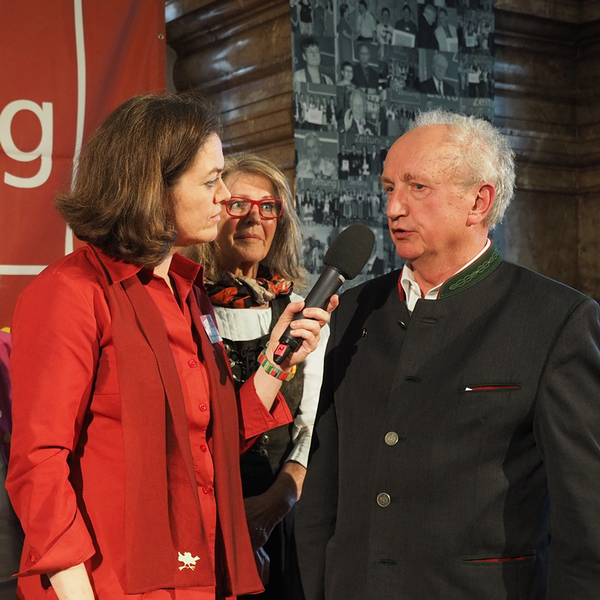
[495,0,600,299]
[494,1,580,289]
[578,1,600,298]
[166,0,600,299]
[165,0,296,183]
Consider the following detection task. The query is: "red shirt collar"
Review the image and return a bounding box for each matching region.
[89,245,204,288]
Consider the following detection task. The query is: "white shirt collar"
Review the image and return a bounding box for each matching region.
[400,239,491,313]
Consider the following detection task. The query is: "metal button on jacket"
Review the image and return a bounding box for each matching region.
[377,492,391,507]
[384,431,399,446]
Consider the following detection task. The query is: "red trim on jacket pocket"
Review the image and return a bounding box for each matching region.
[462,553,535,563]
[461,384,521,392]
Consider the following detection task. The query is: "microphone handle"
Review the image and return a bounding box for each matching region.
[272,266,345,366]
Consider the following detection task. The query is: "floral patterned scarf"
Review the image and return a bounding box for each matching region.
[206,265,293,308]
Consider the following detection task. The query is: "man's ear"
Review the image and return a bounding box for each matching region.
[467,183,495,226]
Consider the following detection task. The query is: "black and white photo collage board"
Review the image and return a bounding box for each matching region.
[290,0,495,284]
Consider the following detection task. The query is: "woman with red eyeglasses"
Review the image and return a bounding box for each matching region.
[185,154,327,600]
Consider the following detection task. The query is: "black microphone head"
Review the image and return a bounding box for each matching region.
[323,224,375,280]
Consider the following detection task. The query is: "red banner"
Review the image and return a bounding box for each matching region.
[0,0,165,327]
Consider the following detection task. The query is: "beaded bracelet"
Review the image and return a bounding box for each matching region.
[258,348,297,382]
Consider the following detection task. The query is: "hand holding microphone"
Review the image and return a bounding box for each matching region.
[272,224,375,365]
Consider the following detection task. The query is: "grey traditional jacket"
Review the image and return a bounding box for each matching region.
[296,245,600,600]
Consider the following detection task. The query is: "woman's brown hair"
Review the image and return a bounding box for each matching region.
[56,92,221,267]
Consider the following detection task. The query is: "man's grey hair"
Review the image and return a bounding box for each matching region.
[411,109,515,229]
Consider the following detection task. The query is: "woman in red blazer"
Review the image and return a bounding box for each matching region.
[5,93,335,600]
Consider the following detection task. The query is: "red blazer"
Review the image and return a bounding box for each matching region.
[6,246,291,599]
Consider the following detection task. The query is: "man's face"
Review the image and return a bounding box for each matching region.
[350,92,366,120]
[438,10,448,27]
[358,45,370,67]
[306,136,321,163]
[342,64,354,82]
[381,9,390,24]
[432,55,448,80]
[382,125,483,267]
[424,5,436,25]
[304,44,321,68]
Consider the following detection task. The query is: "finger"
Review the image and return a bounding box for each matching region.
[283,300,306,319]
[288,316,323,334]
[326,294,340,313]
[295,307,331,326]
[285,321,322,345]
[283,330,319,356]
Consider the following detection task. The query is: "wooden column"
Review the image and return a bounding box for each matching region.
[494,0,600,299]
[578,1,600,298]
[165,0,295,182]
[494,1,580,289]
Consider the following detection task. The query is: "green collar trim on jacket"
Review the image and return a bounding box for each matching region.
[438,243,502,300]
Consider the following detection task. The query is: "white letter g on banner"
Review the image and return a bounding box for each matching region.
[0,100,53,189]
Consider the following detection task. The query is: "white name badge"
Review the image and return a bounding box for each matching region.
[200,314,222,344]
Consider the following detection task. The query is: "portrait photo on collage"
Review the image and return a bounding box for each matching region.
[290,0,495,287]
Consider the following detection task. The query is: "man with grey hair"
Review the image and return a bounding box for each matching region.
[419,52,456,97]
[297,131,338,180]
[339,88,376,135]
[296,110,600,599]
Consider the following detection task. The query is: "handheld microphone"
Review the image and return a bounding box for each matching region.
[272,223,375,365]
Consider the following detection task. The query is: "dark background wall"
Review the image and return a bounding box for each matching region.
[496,0,600,299]
[165,0,600,300]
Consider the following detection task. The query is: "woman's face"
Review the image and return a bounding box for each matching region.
[215,172,279,278]
[171,133,230,249]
